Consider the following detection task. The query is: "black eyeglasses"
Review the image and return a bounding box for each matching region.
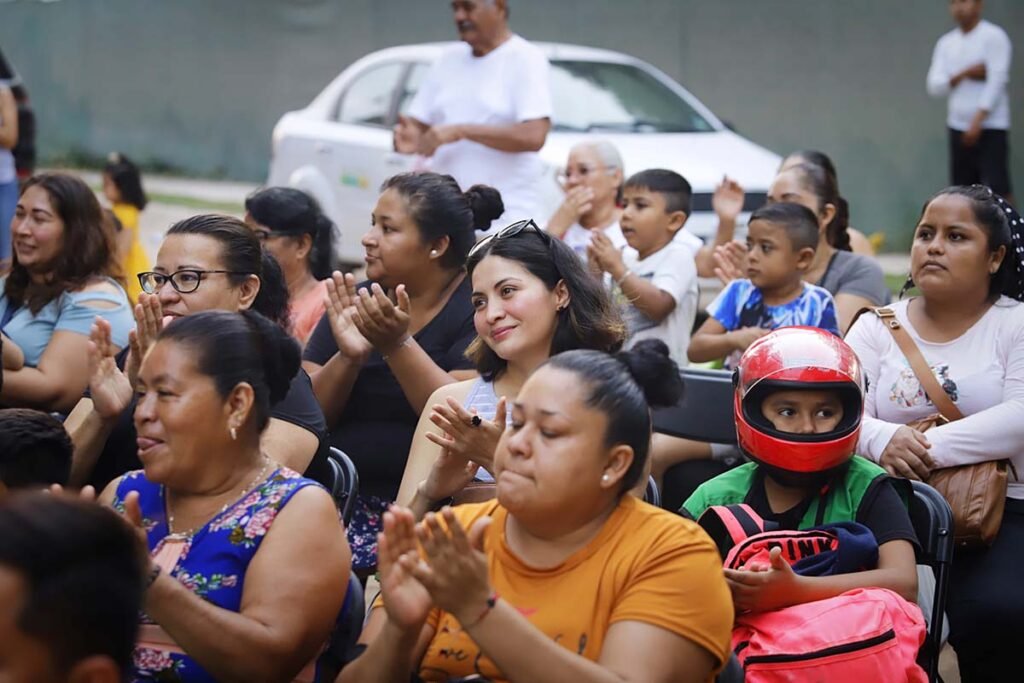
[468,219,551,259]
[137,269,252,295]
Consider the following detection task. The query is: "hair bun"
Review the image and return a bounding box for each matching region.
[240,310,300,405]
[464,184,505,231]
[614,339,683,408]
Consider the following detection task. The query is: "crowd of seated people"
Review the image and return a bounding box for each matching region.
[0,144,1021,682]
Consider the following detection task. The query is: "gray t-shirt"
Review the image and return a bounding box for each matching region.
[818,250,890,306]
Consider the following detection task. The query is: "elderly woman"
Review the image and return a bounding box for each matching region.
[98,310,350,682]
[0,173,132,412]
[303,172,503,572]
[244,187,337,344]
[65,215,328,490]
[395,219,626,509]
[845,186,1024,682]
[339,341,733,683]
[546,140,626,261]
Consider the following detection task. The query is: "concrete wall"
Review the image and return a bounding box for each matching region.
[1,0,1021,248]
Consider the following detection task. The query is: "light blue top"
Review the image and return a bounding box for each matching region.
[0,277,132,367]
[464,377,514,484]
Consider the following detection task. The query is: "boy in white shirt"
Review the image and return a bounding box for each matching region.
[588,169,698,366]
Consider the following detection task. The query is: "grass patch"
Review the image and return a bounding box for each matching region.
[146,192,244,214]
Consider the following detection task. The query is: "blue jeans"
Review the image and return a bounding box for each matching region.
[0,180,18,262]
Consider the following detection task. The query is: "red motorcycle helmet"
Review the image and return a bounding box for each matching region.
[734,327,863,480]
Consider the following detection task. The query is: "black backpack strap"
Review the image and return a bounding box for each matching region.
[698,504,773,559]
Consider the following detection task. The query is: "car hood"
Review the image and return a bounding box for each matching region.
[540,130,781,192]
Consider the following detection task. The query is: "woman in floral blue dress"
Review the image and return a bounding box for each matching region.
[99,309,351,682]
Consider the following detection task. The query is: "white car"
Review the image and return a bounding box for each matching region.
[268,42,782,265]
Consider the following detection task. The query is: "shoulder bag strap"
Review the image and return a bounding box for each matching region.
[870,306,964,422]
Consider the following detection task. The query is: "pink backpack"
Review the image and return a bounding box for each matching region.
[698,505,928,682]
[732,588,928,682]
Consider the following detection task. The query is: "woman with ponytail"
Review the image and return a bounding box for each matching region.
[845,185,1024,682]
[66,215,328,490]
[764,160,889,332]
[244,187,337,344]
[303,172,503,573]
[99,310,350,683]
[339,341,733,683]
[714,152,889,332]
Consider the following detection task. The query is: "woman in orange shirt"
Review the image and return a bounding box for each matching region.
[244,187,336,345]
[337,341,734,683]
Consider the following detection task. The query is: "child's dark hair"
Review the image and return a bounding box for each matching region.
[381,173,504,269]
[0,495,144,676]
[0,409,72,488]
[624,169,692,215]
[749,202,820,252]
[104,152,147,210]
[545,340,683,494]
[465,231,625,380]
[245,187,338,280]
[158,310,300,432]
[782,161,850,251]
[914,185,1022,302]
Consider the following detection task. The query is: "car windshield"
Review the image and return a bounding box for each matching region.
[550,60,715,133]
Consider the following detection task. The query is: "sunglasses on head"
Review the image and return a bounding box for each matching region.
[468,219,551,259]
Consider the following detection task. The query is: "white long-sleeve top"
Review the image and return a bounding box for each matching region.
[926,19,1011,131]
[845,297,1024,499]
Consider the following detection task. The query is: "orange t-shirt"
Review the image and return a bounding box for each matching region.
[411,496,733,682]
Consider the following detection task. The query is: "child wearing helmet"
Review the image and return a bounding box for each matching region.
[682,327,919,613]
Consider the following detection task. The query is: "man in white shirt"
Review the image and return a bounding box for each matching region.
[394,0,552,226]
[926,0,1013,204]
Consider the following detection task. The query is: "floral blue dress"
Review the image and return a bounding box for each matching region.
[114,467,321,682]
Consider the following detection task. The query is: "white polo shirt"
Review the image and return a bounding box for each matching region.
[926,19,1012,131]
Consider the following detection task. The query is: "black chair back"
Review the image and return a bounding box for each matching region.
[318,571,366,680]
[328,447,359,528]
[652,368,736,444]
[908,480,954,683]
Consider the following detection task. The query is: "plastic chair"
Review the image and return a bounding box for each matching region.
[644,476,662,508]
[651,368,736,444]
[908,480,954,683]
[328,447,360,528]
[653,368,737,511]
[317,570,366,681]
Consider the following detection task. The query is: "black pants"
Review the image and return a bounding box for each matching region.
[949,127,1013,197]
[946,498,1024,682]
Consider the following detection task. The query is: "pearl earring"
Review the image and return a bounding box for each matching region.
[430,249,438,257]
[230,426,238,441]
[601,474,610,483]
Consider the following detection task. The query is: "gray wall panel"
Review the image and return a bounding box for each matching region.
[1,0,1020,247]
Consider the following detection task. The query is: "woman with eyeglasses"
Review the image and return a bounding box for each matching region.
[244,187,337,345]
[337,343,733,683]
[395,219,626,513]
[64,214,329,491]
[545,141,625,262]
[0,173,132,413]
[302,172,503,574]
